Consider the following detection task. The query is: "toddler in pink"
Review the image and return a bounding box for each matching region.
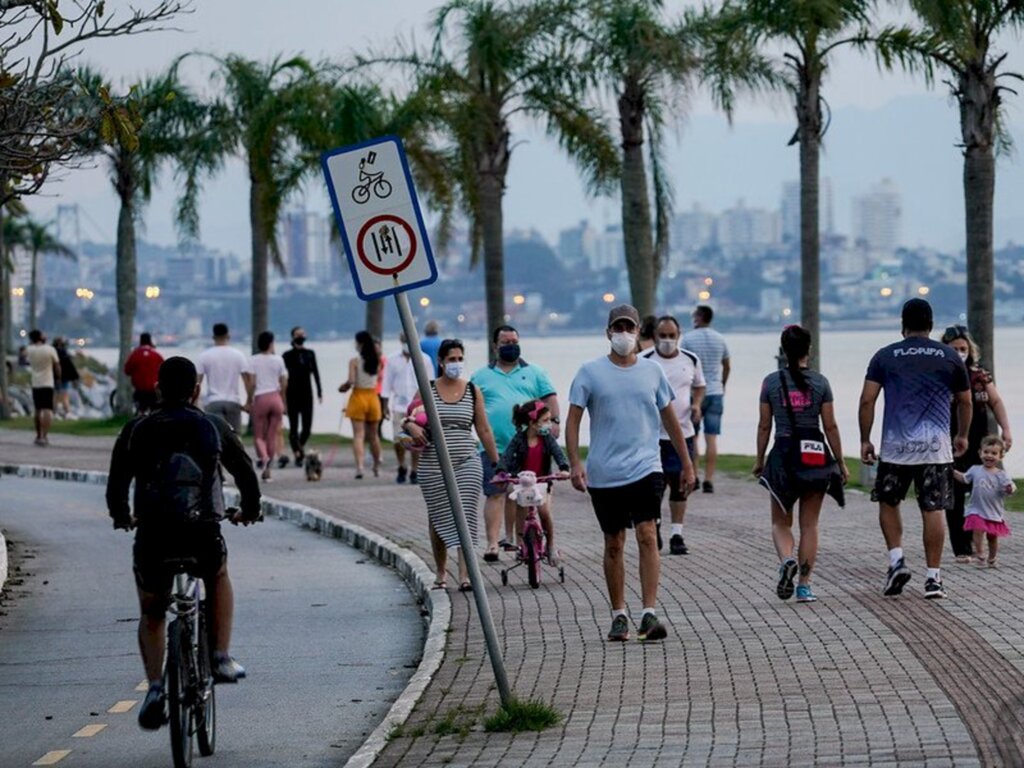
[955,435,1016,567]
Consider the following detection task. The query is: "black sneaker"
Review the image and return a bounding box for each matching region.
[607,614,630,642]
[409,471,418,485]
[656,519,663,551]
[277,455,289,469]
[396,466,408,484]
[883,558,911,597]
[777,558,798,600]
[924,577,947,599]
[138,684,167,730]
[702,480,714,493]
[637,612,668,642]
[670,534,688,555]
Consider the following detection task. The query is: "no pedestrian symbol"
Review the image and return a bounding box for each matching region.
[321,136,437,300]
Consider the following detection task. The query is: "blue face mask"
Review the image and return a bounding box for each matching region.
[537,425,551,436]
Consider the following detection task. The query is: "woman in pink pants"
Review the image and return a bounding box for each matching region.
[250,330,288,481]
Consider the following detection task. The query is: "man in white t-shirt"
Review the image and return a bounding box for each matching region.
[641,316,706,555]
[196,323,253,433]
[381,332,433,484]
[26,328,61,446]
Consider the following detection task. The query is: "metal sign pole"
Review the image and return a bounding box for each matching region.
[393,289,513,707]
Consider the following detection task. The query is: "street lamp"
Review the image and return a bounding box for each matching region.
[703,277,713,286]
[782,308,792,317]
[11,286,24,297]
[512,294,526,306]
[75,287,94,300]
[879,287,893,297]
[698,290,711,301]
[917,285,930,296]
[602,292,615,303]
[145,285,161,299]
[419,297,430,307]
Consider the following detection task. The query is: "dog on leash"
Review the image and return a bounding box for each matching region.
[304,450,323,481]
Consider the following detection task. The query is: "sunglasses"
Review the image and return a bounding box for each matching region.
[943,324,968,340]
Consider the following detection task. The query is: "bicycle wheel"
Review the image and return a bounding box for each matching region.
[195,603,216,756]
[167,619,194,768]
[524,527,540,589]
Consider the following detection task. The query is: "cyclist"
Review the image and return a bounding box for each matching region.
[106,356,263,731]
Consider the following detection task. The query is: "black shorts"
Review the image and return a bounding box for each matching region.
[32,387,54,411]
[588,472,665,535]
[871,462,954,512]
[133,526,227,598]
[133,389,158,412]
[660,439,695,502]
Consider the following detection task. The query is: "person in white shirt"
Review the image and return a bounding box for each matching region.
[196,323,253,433]
[641,316,706,555]
[381,332,434,484]
[26,328,61,446]
[249,331,288,481]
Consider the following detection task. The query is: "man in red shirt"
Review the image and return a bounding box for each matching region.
[124,333,165,413]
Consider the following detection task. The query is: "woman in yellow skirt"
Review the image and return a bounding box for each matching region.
[339,330,383,479]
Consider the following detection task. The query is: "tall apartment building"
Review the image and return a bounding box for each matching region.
[780,178,834,244]
[852,178,901,256]
[718,199,780,251]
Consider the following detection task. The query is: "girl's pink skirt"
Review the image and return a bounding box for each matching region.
[964,515,1011,538]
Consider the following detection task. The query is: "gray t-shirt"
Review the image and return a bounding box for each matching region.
[760,369,833,437]
[683,327,729,396]
[963,465,1014,522]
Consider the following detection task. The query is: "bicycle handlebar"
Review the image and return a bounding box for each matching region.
[493,472,569,485]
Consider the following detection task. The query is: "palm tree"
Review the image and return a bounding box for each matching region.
[374,0,618,345]
[184,54,323,350]
[875,2,1023,376]
[22,218,74,330]
[576,0,773,316]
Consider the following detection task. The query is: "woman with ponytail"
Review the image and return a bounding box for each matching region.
[339,330,383,479]
[753,325,848,604]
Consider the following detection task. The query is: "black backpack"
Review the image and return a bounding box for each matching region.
[137,418,222,529]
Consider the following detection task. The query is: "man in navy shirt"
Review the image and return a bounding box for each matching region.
[858,299,971,600]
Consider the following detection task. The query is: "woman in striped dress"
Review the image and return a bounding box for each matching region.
[401,339,500,592]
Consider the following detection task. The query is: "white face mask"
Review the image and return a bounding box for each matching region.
[444,361,464,379]
[610,332,637,357]
[656,338,678,356]
[958,351,969,363]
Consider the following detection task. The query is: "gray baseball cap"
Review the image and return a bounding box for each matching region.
[607,303,641,329]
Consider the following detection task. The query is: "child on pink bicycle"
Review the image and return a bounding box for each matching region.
[497,399,570,565]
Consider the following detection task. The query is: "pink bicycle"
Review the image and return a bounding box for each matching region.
[495,472,566,589]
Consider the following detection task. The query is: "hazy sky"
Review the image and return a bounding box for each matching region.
[26,1,1024,254]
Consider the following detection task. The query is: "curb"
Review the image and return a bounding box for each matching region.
[0,463,449,768]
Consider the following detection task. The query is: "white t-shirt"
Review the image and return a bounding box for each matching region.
[250,353,287,396]
[641,347,705,439]
[381,349,433,412]
[27,343,59,388]
[197,345,252,405]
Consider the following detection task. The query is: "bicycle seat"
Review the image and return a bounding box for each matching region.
[162,557,200,573]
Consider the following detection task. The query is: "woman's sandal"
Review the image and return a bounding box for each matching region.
[432,580,448,590]
[458,582,473,593]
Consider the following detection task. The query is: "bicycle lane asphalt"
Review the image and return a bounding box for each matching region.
[0,476,424,768]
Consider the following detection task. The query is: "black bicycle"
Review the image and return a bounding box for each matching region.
[164,557,216,768]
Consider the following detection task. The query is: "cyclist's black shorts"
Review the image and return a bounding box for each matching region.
[133,524,227,597]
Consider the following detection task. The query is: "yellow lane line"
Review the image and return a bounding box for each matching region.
[32,751,71,766]
[72,723,107,738]
[135,681,148,692]
[107,700,137,714]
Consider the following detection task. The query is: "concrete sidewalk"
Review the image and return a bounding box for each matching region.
[3,428,1023,766]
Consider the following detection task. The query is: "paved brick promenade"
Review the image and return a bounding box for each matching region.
[3,429,1023,766]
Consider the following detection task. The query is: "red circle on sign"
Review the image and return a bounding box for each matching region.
[356,215,417,276]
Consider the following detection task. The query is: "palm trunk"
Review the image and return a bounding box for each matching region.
[796,63,822,371]
[0,203,8,419]
[29,247,38,330]
[959,63,996,376]
[618,78,656,318]
[365,299,384,340]
[480,172,505,354]
[115,193,137,416]
[250,177,269,353]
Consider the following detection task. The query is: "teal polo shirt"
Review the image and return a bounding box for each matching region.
[470,360,557,453]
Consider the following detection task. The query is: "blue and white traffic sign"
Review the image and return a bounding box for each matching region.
[321,136,438,301]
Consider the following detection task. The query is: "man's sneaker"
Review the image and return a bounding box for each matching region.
[924,577,947,599]
[656,519,663,551]
[277,455,289,469]
[702,480,714,493]
[409,471,418,485]
[637,613,668,642]
[396,466,408,484]
[138,684,167,730]
[795,584,818,603]
[777,559,798,600]
[883,558,912,597]
[669,534,688,555]
[607,614,630,642]
[213,655,247,684]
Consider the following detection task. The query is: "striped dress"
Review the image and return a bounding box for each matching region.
[418,382,482,549]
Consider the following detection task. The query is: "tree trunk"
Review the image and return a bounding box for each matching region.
[250,177,269,353]
[959,63,997,376]
[114,194,137,416]
[796,62,822,371]
[0,204,8,419]
[365,298,384,340]
[29,247,37,331]
[480,172,505,354]
[618,77,656,318]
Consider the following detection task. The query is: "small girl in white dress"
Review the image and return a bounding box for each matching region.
[954,435,1016,567]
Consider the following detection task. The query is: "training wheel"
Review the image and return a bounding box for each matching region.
[500,570,508,586]
[559,567,565,583]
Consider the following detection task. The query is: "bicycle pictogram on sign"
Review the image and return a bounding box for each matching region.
[356,214,417,276]
[351,150,393,204]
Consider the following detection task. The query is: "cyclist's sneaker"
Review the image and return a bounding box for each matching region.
[669,534,688,555]
[795,584,818,603]
[213,654,246,684]
[883,558,911,597]
[138,684,167,730]
[777,559,798,600]
[924,577,947,599]
[637,613,668,642]
[607,614,630,642]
